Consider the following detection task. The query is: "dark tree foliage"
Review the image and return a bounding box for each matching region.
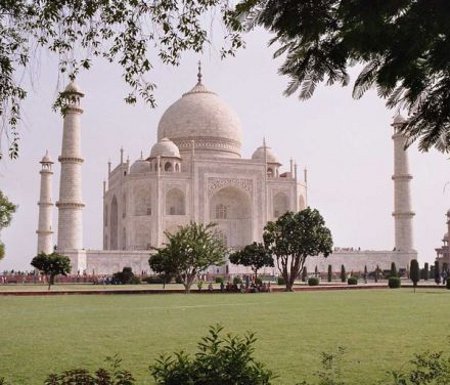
[149,222,226,293]
[235,0,450,152]
[390,262,398,278]
[112,267,140,284]
[422,262,429,280]
[0,190,17,259]
[0,0,242,159]
[148,250,177,288]
[229,242,274,280]
[150,324,274,385]
[340,265,346,283]
[30,252,71,290]
[263,208,333,291]
[327,264,332,282]
[409,259,420,292]
[434,260,441,284]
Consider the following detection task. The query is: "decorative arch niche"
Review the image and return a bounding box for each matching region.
[209,186,252,248]
[110,195,118,249]
[166,188,185,215]
[273,192,289,218]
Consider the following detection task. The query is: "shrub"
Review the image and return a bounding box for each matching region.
[255,277,263,286]
[215,276,224,284]
[143,275,165,284]
[233,276,242,286]
[388,276,401,288]
[197,280,204,290]
[150,325,274,385]
[277,276,285,285]
[347,276,358,285]
[308,277,319,286]
[301,267,308,282]
[390,262,398,277]
[340,265,346,283]
[112,267,140,284]
[446,279,450,290]
[327,265,332,282]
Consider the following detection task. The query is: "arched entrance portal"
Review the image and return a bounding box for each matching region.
[209,186,252,248]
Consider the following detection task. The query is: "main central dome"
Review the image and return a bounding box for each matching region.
[157,78,242,159]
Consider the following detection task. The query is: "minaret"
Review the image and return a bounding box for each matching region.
[36,151,54,254]
[56,81,85,251]
[392,114,415,252]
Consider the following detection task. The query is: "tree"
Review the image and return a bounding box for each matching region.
[422,262,429,280]
[263,208,333,291]
[327,265,332,283]
[340,265,346,283]
[150,324,274,385]
[0,190,17,260]
[149,222,226,293]
[434,260,441,285]
[148,249,177,289]
[0,0,241,159]
[229,242,273,281]
[410,259,420,293]
[30,252,71,290]
[374,265,380,283]
[301,266,308,282]
[112,267,140,284]
[390,262,398,278]
[235,0,450,152]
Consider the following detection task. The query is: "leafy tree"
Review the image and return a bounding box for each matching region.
[340,265,346,283]
[0,0,241,159]
[434,260,441,285]
[390,262,398,278]
[410,259,420,293]
[149,222,226,293]
[148,249,177,289]
[30,252,71,290]
[229,242,274,280]
[150,324,274,385]
[235,0,450,152]
[0,191,17,260]
[263,208,333,291]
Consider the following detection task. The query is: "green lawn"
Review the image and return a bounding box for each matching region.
[1,289,448,384]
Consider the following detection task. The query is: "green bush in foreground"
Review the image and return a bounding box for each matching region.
[347,277,358,285]
[308,277,319,286]
[388,277,401,289]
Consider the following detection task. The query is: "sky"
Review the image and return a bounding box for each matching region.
[1,28,449,272]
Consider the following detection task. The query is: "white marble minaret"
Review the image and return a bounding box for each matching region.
[36,151,54,254]
[392,114,415,253]
[56,82,86,271]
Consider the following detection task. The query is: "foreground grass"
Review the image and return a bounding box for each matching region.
[1,289,448,385]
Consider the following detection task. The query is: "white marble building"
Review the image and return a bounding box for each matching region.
[36,70,416,276]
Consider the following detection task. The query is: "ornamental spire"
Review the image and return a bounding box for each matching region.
[197,60,202,85]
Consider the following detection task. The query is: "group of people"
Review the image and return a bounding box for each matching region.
[205,278,272,293]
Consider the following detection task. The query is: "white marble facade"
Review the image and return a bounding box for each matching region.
[103,75,307,256]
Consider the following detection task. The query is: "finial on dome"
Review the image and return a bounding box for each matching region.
[197,60,202,85]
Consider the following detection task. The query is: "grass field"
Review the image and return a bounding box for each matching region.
[1,289,449,385]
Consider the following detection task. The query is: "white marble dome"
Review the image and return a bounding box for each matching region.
[130,159,150,174]
[252,146,281,164]
[157,81,242,158]
[150,137,180,158]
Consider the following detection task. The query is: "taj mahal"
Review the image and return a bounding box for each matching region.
[35,67,417,276]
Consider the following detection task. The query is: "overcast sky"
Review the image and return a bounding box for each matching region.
[1,28,449,272]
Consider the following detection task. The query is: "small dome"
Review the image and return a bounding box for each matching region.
[392,114,406,125]
[130,159,150,174]
[157,80,242,158]
[40,150,53,164]
[252,146,281,164]
[150,138,181,158]
[63,81,84,96]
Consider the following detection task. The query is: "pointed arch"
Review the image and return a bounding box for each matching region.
[110,195,118,249]
[273,192,289,218]
[166,188,185,215]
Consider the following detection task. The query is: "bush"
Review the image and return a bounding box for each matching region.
[142,275,165,284]
[308,277,319,286]
[446,279,450,290]
[215,276,224,284]
[277,276,285,285]
[340,265,346,283]
[347,276,358,285]
[150,325,274,385]
[233,276,242,286]
[112,267,140,284]
[255,277,262,286]
[327,265,332,282]
[388,276,401,288]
